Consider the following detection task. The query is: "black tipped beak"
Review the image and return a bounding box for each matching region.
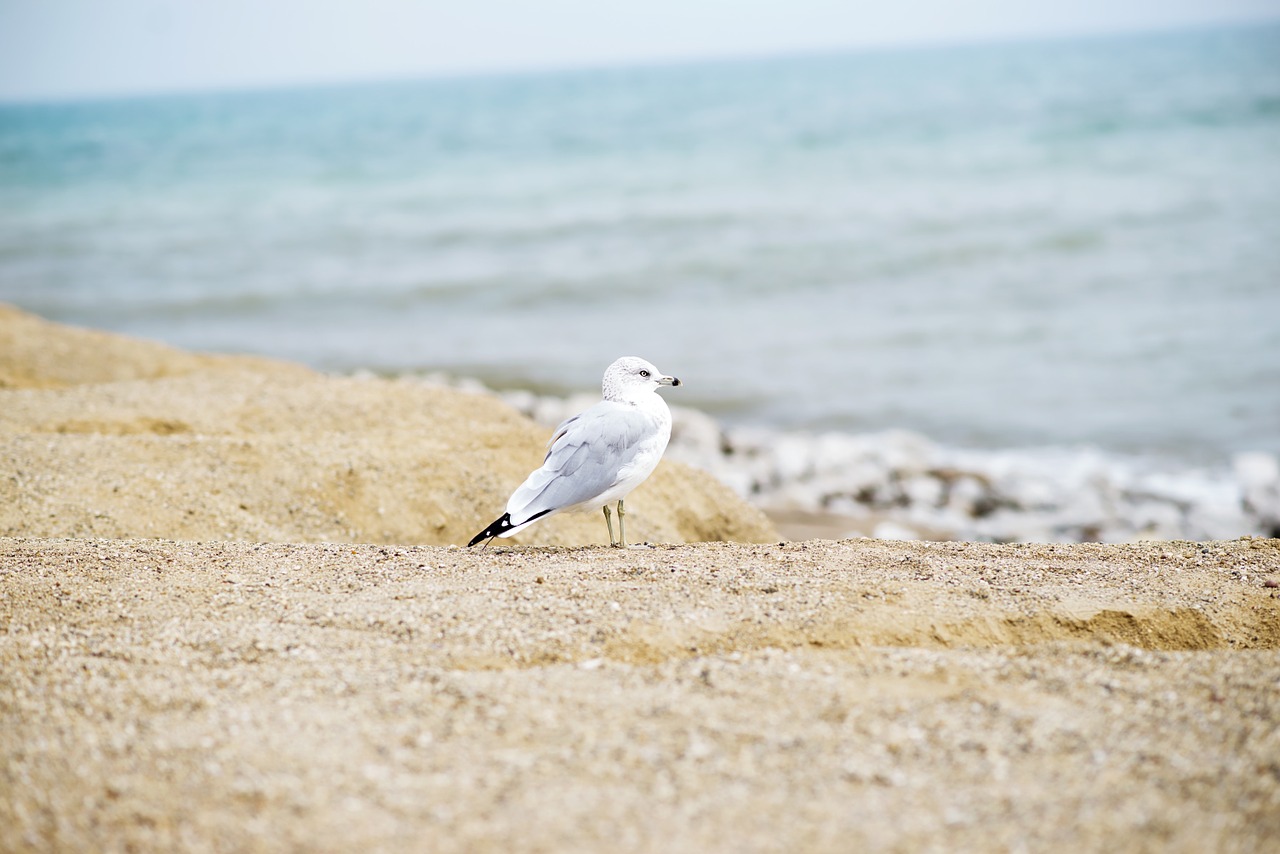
[662,376,681,387]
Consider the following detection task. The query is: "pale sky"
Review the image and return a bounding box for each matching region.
[1,0,1278,101]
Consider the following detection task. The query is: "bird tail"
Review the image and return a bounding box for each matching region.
[468,512,514,547]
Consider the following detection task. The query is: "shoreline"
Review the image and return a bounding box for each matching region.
[403,371,1280,545]
[4,301,1278,548]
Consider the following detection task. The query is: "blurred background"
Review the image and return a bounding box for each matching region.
[2,1,1278,541]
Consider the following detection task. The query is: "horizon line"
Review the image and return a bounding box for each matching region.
[2,14,1277,108]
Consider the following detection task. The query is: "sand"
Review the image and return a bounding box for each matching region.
[0,305,777,548]
[2,305,1279,852]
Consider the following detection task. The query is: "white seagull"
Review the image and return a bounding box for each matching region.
[469,356,681,548]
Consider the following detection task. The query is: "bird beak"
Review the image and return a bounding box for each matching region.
[660,375,681,387]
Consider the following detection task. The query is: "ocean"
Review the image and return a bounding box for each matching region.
[2,24,1278,484]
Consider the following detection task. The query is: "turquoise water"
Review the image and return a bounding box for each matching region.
[2,24,1278,462]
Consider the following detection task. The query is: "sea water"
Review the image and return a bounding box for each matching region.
[2,24,1279,537]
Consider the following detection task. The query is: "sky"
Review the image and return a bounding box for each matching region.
[1,0,1279,101]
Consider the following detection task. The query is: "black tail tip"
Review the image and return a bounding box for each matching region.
[468,513,514,547]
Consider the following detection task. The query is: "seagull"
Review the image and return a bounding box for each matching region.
[468,356,681,548]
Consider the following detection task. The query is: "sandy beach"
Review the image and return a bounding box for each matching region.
[3,306,1279,852]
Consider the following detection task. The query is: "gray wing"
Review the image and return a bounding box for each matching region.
[506,401,652,523]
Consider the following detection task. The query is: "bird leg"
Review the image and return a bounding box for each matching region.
[603,504,616,547]
[617,500,626,548]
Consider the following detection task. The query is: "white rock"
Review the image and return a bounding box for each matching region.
[670,406,724,457]
[823,495,872,518]
[1122,499,1185,540]
[872,521,919,541]
[873,430,938,474]
[901,474,945,509]
[501,389,538,417]
[944,475,990,516]
[1055,486,1113,532]
[1233,451,1279,490]
[1234,451,1280,530]
[1186,490,1252,541]
[770,434,817,483]
[812,432,872,472]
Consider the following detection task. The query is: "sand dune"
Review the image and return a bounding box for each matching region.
[0,304,777,547]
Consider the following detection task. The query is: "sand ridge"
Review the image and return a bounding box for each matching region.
[0,305,777,548]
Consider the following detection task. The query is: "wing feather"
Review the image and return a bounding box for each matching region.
[506,402,654,523]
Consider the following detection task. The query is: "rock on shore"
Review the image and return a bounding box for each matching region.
[500,388,1280,544]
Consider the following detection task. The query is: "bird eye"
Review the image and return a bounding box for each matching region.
[639,370,650,377]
